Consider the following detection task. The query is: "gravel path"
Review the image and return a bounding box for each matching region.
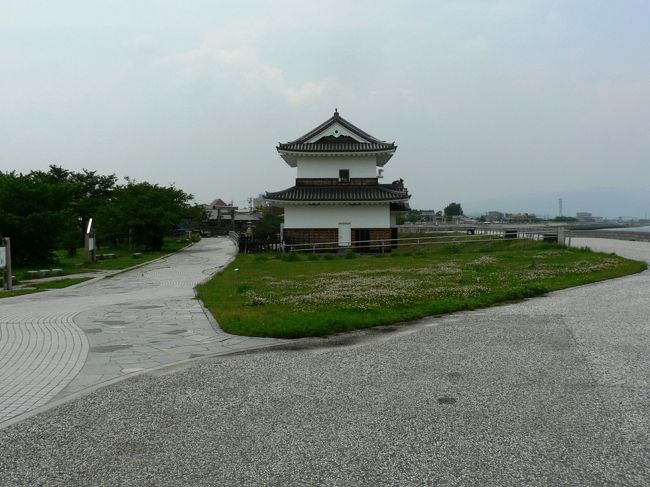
[0,238,648,486]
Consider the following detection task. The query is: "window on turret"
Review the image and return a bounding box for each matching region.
[339,169,350,183]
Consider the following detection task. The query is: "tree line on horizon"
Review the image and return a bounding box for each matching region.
[0,165,201,265]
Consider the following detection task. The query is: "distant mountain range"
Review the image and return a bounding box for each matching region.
[464,188,650,219]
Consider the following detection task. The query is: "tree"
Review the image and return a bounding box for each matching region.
[30,165,118,255]
[0,171,74,265]
[444,202,463,219]
[97,179,194,250]
[253,214,282,241]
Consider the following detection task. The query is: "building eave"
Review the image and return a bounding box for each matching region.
[277,148,396,167]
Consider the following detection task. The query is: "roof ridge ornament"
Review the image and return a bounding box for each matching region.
[334,108,339,117]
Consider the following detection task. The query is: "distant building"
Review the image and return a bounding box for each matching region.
[203,198,262,234]
[505,212,538,223]
[205,199,237,221]
[486,211,505,222]
[265,110,410,249]
[576,212,594,222]
[420,210,438,223]
[252,194,267,210]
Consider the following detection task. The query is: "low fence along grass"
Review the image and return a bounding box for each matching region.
[197,240,647,338]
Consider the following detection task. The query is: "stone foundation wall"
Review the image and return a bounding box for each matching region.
[284,227,394,251]
[284,228,338,246]
[368,229,391,241]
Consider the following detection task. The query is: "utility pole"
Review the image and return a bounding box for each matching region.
[2,237,12,291]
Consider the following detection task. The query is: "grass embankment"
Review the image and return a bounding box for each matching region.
[12,238,189,282]
[197,240,646,338]
[0,277,92,299]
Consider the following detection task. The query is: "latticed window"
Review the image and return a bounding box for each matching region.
[339,169,350,182]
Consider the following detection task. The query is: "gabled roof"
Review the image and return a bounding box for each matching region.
[281,109,394,146]
[277,110,396,166]
[209,198,227,207]
[265,184,410,205]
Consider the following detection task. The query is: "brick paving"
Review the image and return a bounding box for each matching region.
[0,238,281,424]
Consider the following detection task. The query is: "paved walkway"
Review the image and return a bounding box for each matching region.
[0,238,280,424]
[1,237,648,485]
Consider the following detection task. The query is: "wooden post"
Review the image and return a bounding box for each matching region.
[3,237,12,291]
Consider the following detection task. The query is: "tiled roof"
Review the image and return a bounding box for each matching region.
[265,184,410,203]
[207,198,230,207]
[277,109,396,154]
[277,141,395,152]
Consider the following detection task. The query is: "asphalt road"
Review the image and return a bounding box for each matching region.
[0,238,648,486]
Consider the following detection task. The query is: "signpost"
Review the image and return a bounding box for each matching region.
[85,218,96,263]
[1,237,12,291]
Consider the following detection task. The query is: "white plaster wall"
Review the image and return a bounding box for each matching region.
[296,156,377,178]
[284,204,390,228]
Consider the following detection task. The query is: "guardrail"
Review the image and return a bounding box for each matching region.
[285,229,561,253]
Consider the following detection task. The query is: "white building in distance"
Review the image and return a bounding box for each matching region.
[265,110,410,250]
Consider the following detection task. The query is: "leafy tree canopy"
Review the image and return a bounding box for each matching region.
[444,202,463,217]
[97,178,195,250]
[253,214,282,241]
[0,166,196,265]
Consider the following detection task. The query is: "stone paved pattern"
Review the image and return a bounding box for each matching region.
[0,238,648,486]
[0,238,279,424]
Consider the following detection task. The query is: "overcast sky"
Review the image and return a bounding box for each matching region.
[1,1,649,212]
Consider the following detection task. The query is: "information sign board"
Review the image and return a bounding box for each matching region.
[0,247,5,269]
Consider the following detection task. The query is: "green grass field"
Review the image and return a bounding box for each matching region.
[197,240,647,338]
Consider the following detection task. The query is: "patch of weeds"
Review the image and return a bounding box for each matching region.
[345,251,358,259]
[445,244,462,254]
[401,251,413,257]
[254,255,270,262]
[478,243,497,253]
[323,254,335,260]
[282,252,303,262]
[236,284,252,294]
[308,254,320,261]
[389,252,400,258]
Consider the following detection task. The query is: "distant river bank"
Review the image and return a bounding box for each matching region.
[602,226,650,233]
